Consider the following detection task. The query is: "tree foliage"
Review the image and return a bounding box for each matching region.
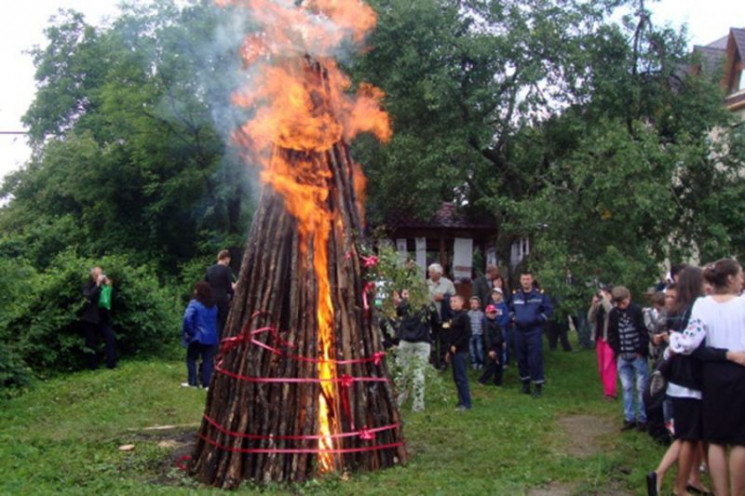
[0,251,180,380]
[350,0,745,301]
[2,0,253,274]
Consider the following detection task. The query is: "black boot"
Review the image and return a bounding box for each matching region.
[532,383,542,397]
[521,381,531,395]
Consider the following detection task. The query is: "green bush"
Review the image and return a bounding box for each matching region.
[2,250,181,378]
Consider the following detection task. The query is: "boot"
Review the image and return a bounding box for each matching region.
[532,383,542,397]
[521,381,531,395]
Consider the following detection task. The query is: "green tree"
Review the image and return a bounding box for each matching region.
[2,0,252,274]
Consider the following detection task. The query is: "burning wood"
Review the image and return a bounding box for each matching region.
[189,1,405,487]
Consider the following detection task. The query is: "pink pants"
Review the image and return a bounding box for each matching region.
[596,337,617,398]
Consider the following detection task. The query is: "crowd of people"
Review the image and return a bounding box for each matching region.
[585,260,745,496]
[80,251,745,495]
[389,258,745,496]
[391,263,554,413]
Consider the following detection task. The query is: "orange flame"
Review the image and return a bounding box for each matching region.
[218,0,390,474]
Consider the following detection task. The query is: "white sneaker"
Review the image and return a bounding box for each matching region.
[180,382,194,388]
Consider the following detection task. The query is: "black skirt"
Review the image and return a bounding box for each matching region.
[670,397,703,441]
[703,361,745,445]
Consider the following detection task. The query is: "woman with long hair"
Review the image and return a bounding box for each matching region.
[670,259,745,496]
[181,281,219,389]
[648,267,709,496]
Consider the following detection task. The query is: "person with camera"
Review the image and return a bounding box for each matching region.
[589,285,615,400]
[81,266,117,370]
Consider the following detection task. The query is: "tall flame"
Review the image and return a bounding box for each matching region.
[219,0,390,473]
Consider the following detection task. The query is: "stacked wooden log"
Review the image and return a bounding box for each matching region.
[189,59,406,488]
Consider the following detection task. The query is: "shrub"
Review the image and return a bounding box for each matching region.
[2,250,181,378]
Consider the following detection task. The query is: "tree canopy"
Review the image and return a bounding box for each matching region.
[1,0,744,363]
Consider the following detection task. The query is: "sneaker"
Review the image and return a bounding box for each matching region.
[521,382,531,395]
[455,405,471,411]
[180,382,195,388]
[621,420,636,431]
[636,421,648,433]
[532,384,542,398]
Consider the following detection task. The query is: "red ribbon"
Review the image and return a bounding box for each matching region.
[339,374,355,430]
[372,351,385,366]
[203,413,400,441]
[175,455,191,471]
[214,362,389,384]
[358,426,375,441]
[361,255,378,268]
[362,281,375,312]
[197,432,403,455]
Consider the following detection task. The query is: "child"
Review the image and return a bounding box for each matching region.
[478,305,504,386]
[447,294,472,411]
[181,281,219,389]
[467,296,485,369]
[489,288,511,365]
[607,286,649,431]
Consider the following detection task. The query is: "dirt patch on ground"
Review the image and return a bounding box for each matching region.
[527,481,632,496]
[527,482,576,496]
[524,414,634,496]
[557,414,615,458]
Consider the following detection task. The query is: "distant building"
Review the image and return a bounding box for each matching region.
[693,27,745,119]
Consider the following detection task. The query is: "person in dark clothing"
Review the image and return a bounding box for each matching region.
[607,285,649,431]
[510,271,552,396]
[472,264,500,311]
[546,295,573,352]
[204,249,235,339]
[446,294,472,410]
[478,305,504,386]
[393,290,436,412]
[81,267,117,370]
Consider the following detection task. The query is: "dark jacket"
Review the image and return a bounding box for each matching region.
[607,303,648,358]
[204,263,234,306]
[395,301,435,343]
[447,309,471,353]
[666,306,728,390]
[482,317,504,353]
[181,300,219,347]
[471,275,492,310]
[510,288,552,333]
[81,279,102,324]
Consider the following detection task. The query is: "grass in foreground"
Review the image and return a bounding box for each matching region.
[1,337,674,495]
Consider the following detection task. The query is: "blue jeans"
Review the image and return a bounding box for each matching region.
[186,342,215,387]
[617,355,649,422]
[451,351,472,409]
[515,329,544,384]
[469,334,484,366]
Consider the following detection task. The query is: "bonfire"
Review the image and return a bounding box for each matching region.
[188,0,406,487]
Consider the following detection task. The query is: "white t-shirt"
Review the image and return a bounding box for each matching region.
[427,277,456,315]
[670,295,745,354]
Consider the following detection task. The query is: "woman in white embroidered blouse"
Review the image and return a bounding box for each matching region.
[669,259,745,496]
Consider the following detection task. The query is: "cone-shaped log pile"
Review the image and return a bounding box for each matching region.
[189,59,406,488]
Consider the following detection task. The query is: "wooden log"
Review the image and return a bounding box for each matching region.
[189,57,406,487]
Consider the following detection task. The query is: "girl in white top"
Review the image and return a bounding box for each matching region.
[669,259,745,496]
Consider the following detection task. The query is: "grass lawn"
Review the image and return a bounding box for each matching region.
[0,336,676,495]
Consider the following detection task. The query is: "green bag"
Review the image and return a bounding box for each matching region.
[98,285,112,310]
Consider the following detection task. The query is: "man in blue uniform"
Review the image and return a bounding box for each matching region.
[510,270,552,397]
